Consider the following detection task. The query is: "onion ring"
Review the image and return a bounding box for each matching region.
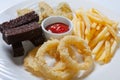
[58,35,94,73]
[24,36,94,80]
[35,39,74,80]
[24,47,44,77]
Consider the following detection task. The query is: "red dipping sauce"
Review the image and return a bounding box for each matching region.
[46,23,69,33]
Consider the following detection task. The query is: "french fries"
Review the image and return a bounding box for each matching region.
[72,8,119,64]
[92,40,104,55]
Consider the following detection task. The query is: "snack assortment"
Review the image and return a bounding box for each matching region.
[0,1,119,80]
[72,8,119,64]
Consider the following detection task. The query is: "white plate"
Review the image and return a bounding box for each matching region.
[0,0,120,80]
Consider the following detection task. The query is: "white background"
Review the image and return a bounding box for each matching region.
[0,0,120,16]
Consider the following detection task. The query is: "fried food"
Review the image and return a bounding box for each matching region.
[17,8,33,16]
[17,2,73,24]
[55,2,73,20]
[0,11,39,33]
[24,35,94,80]
[58,35,94,78]
[72,8,119,64]
[35,39,75,80]
[38,2,73,23]
[3,22,41,44]
[38,1,54,23]
[0,11,45,57]
[24,47,43,77]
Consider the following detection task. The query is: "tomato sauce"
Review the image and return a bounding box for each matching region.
[46,23,69,33]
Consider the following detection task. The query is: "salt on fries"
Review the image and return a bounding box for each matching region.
[24,36,94,80]
[72,8,119,64]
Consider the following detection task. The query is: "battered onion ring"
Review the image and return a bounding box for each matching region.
[35,39,74,80]
[58,35,94,73]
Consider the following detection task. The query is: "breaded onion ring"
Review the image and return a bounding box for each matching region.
[58,35,94,74]
[35,39,74,80]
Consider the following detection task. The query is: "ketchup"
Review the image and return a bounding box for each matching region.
[46,23,69,33]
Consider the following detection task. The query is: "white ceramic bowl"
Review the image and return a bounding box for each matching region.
[41,16,73,39]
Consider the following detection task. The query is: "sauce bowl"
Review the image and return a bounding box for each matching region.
[41,16,73,39]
